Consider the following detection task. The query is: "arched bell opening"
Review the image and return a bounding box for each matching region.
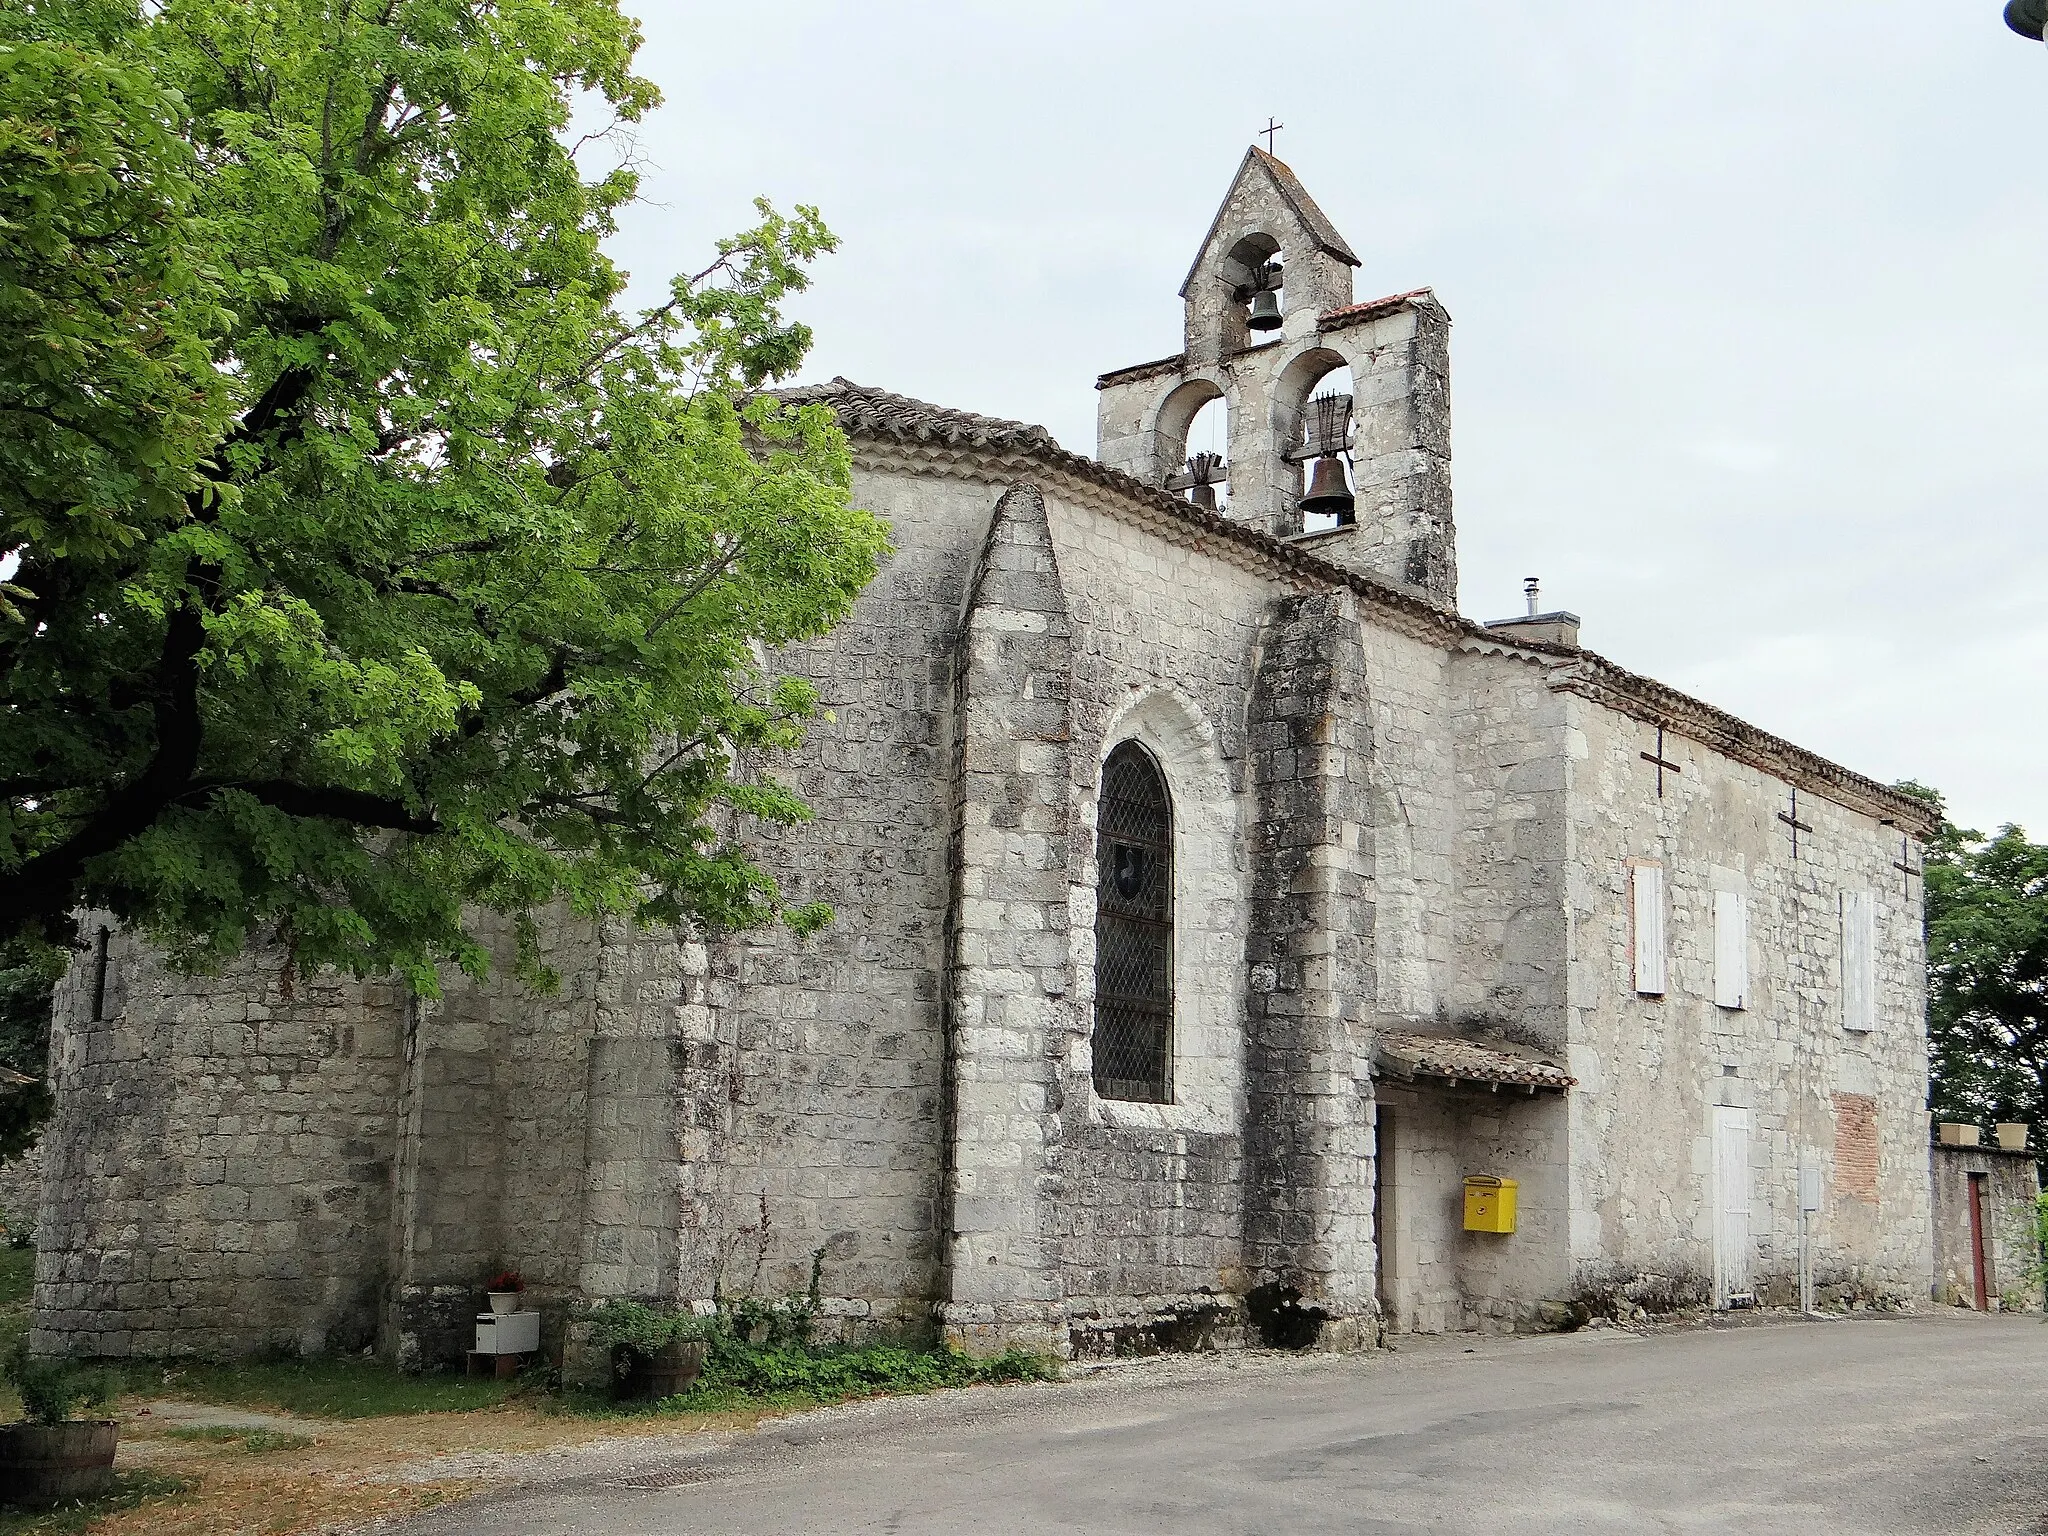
[1274,348,1357,536]
[1215,232,1283,353]
[1155,379,1230,513]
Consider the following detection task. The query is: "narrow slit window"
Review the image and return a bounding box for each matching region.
[1093,742,1174,1103]
[90,925,111,1022]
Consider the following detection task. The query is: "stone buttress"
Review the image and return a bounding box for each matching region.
[938,483,1076,1354]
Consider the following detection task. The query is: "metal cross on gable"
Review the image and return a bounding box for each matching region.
[1778,787,1814,860]
[1893,832,1923,893]
[1640,725,1683,798]
[1260,118,1284,154]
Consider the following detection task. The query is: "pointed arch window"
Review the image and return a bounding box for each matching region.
[1093,742,1174,1103]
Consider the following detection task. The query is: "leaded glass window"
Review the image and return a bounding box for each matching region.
[1093,742,1173,1103]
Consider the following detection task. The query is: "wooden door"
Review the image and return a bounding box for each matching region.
[1713,1106,1751,1306]
[1968,1172,1990,1311]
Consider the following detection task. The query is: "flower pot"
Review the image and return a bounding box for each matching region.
[487,1291,521,1316]
[620,1339,707,1401]
[1937,1122,1980,1147]
[1995,1122,2031,1152]
[0,1420,118,1507]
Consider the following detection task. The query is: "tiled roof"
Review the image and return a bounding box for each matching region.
[775,379,1061,455]
[1319,289,1435,330]
[1375,1032,1576,1092]
[767,378,1941,840]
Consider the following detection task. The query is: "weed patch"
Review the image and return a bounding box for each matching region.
[130,1358,525,1420]
[0,1250,32,1313]
[0,1470,194,1533]
[577,1336,1056,1417]
[159,1425,314,1453]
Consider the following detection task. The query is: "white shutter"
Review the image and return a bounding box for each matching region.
[1713,890,1748,1010]
[1631,862,1666,996]
[1842,890,1875,1033]
[1713,1105,1752,1306]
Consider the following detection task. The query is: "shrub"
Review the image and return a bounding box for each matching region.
[585,1300,716,1356]
[4,1341,117,1425]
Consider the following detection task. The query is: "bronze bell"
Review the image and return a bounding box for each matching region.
[1189,481,1217,510]
[1246,289,1283,332]
[1300,455,1354,522]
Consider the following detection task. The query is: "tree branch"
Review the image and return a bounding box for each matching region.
[0,598,206,936]
[196,778,439,834]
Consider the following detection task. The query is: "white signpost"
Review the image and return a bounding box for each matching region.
[1797,1153,1824,1315]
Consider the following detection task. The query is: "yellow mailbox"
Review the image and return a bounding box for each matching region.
[1463,1174,1518,1234]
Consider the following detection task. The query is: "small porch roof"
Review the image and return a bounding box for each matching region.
[1372,1032,1575,1094]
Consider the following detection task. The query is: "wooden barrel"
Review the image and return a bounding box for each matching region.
[0,1421,118,1507]
[624,1339,707,1400]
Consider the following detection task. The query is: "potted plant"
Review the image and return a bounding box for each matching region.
[586,1301,712,1401]
[0,1344,118,1507]
[485,1269,524,1315]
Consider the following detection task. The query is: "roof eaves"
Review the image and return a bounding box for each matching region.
[782,378,1938,839]
[1096,352,1187,390]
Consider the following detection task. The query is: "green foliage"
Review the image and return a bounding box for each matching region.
[583,1299,714,1361]
[0,938,60,1162]
[2,1343,115,1426]
[1,0,889,995]
[159,1424,312,1452]
[1902,782,2048,1153]
[128,1355,520,1419]
[581,1277,1055,1412]
[0,7,237,571]
[0,1247,32,1312]
[680,1337,1055,1409]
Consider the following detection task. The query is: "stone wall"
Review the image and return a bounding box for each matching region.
[1563,690,1932,1306]
[35,922,406,1358]
[1929,1142,2041,1310]
[0,1143,43,1238]
[1371,1085,1570,1335]
[671,465,993,1328]
[1040,486,1266,1348]
[27,434,1937,1361]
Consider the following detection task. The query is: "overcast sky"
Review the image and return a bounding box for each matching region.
[607,2,2048,840]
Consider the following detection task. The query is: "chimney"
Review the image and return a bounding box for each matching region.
[1483,576,1580,649]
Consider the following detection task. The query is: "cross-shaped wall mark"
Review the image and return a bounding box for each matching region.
[1893,833,1923,894]
[1640,726,1683,798]
[1778,788,1814,860]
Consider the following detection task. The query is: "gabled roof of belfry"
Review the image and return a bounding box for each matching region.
[771,377,1941,840]
[1177,148,1361,299]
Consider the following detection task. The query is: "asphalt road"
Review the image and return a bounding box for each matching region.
[390,1312,2048,1535]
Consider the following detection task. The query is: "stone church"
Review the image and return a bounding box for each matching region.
[32,151,1938,1364]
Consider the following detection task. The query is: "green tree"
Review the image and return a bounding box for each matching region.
[1899,782,2048,1152]
[1,0,888,1023]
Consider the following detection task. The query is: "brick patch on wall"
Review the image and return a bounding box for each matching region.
[1832,1092,1880,1204]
